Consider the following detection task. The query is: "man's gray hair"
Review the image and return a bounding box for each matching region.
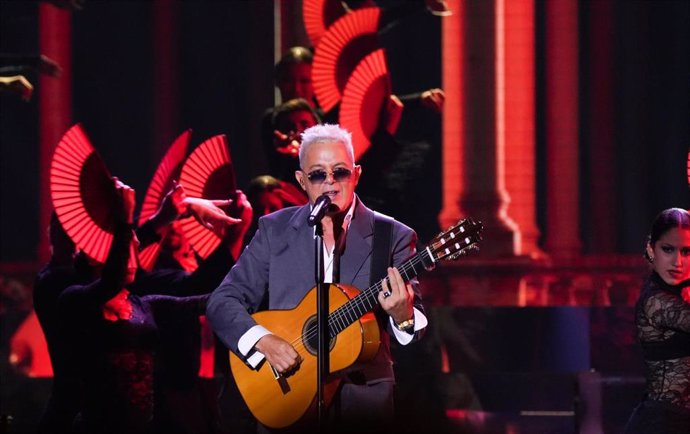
[299,124,354,167]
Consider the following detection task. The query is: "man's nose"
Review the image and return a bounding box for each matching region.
[324,172,337,184]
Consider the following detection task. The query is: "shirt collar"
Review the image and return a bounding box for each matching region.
[312,196,356,236]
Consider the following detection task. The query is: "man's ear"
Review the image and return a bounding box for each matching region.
[295,170,307,191]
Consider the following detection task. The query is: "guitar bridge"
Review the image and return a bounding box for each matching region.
[269,363,280,380]
[269,364,292,395]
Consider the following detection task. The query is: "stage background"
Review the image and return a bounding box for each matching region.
[1,1,689,433]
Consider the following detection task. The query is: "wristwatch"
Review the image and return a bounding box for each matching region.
[395,317,415,333]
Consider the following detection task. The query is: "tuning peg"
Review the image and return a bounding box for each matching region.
[449,250,467,260]
[450,245,479,260]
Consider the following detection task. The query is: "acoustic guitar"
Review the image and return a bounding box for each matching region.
[229,218,483,428]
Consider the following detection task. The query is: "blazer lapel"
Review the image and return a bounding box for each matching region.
[340,198,375,286]
[287,205,316,283]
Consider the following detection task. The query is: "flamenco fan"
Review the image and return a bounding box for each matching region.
[137,129,192,271]
[302,0,347,47]
[50,124,137,268]
[339,49,391,161]
[178,135,237,259]
[312,6,381,113]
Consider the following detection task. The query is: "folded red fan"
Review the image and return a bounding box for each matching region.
[49,124,137,269]
[178,135,237,260]
[339,48,391,161]
[312,6,381,113]
[137,129,192,271]
[302,0,347,47]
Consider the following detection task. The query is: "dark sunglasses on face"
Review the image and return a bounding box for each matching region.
[305,167,353,183]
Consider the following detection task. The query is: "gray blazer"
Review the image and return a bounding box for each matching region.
[207,197,425,382]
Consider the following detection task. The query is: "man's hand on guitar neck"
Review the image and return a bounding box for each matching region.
[255,334,303,374]
[378,267,415,325]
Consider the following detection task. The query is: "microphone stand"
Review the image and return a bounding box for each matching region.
[314,222,329,431]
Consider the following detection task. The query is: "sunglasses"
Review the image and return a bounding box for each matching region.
[305,167,353,184]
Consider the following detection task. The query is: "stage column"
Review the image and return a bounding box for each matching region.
[439,0,464,232]
[544,0,582,258]
[586,0,616,253]
[38,3,72,264]
[152,0,179,159]
[500,0,542,257]
[462,0,519,257]
[277,0,309,56]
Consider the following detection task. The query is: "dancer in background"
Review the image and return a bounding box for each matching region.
[58,179,251,434]
[624,208,690,434]
[35,179,249,433]
[264,97,321,194]
[151,211,251,434]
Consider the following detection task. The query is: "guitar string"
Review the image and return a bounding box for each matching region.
[318,232,474,336]
[283,253,427,355]
[285,260,421,359]
[283,233,472,353]
[280,228,476,361]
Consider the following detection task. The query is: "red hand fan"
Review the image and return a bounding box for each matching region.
[312,6,381,113]
[303,0,347,47]
[50,124,137,268]
[137,129,192,271]
[339,48,391,161]
[178,135,237,260]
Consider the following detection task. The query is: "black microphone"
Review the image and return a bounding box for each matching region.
[307,194,332,227]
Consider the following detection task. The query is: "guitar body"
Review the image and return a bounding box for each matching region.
[229,283,381,429]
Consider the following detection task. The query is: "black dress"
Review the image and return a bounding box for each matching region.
[34,222,134,433]
[624,272,690,434]
[38,219,234,434]
[32,219,202,433]
[33,263,83,434]
[149,253,223,434]
[59,279,208,434]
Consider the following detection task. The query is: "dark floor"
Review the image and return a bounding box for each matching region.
[0,370,645,434]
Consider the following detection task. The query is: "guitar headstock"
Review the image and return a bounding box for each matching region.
[427,218,483,263]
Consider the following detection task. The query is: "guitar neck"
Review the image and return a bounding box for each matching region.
[328,248,433,336]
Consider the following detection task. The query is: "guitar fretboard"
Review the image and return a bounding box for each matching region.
[326,249,432,336]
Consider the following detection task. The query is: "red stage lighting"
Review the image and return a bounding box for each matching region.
[50,124,137,268]
[137,129,192,271]
[178,135,237,260]
[302,0,347,47]
[312,6,381,113]
[339,48,391,161]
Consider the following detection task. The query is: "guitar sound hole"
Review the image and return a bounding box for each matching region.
[302,316,336,356]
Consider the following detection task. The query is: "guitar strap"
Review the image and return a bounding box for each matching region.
[370,213,394,287]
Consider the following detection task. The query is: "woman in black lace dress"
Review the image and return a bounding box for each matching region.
[624,208,690,434]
